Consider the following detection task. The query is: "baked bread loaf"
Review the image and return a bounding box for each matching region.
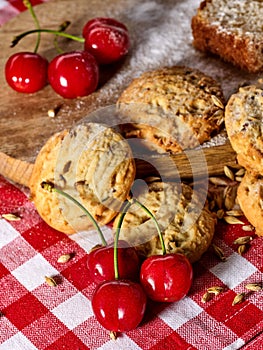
[191,0,263,73]
[237,171,263,237]
[30,123,136,234]
[225,85,263,175]
[117,66,225,154]
[113,177,216,263]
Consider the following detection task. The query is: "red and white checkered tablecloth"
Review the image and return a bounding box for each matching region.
[0,0,48,25]
[0,1,263,349]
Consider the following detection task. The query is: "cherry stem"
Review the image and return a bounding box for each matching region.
[41,181,107,246]
[11,28,84,48]
[114,195,166,280]
[114,200,132,280]
[53,21,71,53]
[131,198,166,255]
[23,0,41,53]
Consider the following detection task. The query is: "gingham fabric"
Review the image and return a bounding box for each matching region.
[0,1,263,349]
[0,0,47,25]
[1,176,263,350]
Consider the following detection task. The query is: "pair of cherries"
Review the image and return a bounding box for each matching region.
[5,17,130,98]
[90,242,193,334]
[88,200,193,335]
[42,182,193,336]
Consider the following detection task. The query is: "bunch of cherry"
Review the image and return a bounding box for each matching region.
[5,8,130,98]
[43,182,193,338]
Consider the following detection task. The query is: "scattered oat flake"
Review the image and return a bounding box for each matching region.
[233,236,253,245]
[217,209,225,219]
[110,331,117,340]
[45,276,57,287]
[242,225,254,232]
[207,286,224,295]
[57,254,72,263]
[225,210,243,217]
[1,213,21,221]
[245,283,262,292]
[235,176,243,182]
[209,177,229,186]
[235,168,245,177]
[224,216,245,225]
[201,292,212,303]
[212,244,226,261]
[232,293,246,306]
[211,94,224,109]
[238,244,247,255]
[223,186,237,210]
[224,166,234,180]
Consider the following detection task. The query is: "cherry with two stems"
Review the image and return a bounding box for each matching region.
[41,182,140,283]
[91,200,147,336]
[136,199,193,302]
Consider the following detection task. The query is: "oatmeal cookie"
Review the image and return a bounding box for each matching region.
[30,123,136,234]
[113,177,216,263]
[237,171,263,237]
[225,85,263,175]
[116,66,225,154]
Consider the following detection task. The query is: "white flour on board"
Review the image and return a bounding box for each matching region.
[97,0,260,147]
[100,0,259,99]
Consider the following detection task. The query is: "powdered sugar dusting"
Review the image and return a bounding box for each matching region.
[99,0,198,99]
[98,0,258,102]
[202,0,263,35]
[95,0,259,148]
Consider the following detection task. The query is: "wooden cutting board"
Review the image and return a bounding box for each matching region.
[0,0,132,163]
[0,0,257,185]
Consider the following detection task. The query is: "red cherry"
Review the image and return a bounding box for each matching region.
[87,240,140,284]
[48,50,99,99]
[82,17,128,37]
[92,279,147,332]
[140,253,193,302]
[82,17,130,65]
[5,51,48,93]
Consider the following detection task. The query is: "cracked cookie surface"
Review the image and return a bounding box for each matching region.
[113,177,216,263]
[117,66,225,154]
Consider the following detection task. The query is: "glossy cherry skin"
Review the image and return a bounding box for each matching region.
[140,253,193,302]
[82,17,128,37]
[82,17,130,65]
[87,240,140,284]
[92,279,147,332]
[5,52,48,93]
[48,50,99,99]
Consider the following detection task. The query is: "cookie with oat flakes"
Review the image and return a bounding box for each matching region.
[237,171,263,237]
[116,66,225,154]
[225,85,263,175]
[113,177,216,263]
[29,123,136,234]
